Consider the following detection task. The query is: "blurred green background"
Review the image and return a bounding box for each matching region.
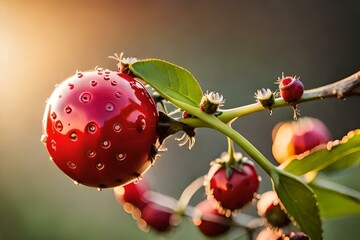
[1,0,359,239]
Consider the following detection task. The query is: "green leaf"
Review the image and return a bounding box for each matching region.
[280,130,360,176]
[272,170,323,240]
[130,59,203,108]
[309,177,360,218]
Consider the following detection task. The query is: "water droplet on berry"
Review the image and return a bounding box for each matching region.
[104,69,111,74]
[97,68,103,75]
[68,83,74,90]
[67,161,76,169]
[51,140,56,151]
[77,71,83,78]
[87,122,98,133]
[80,92,91,103]
[65,106,72,114]
[74,180,80,185]
[101,140,111,149]
[138,118,146,131]
[111,80,117,86]
[113,123,122,132]
[105,103,115,112]
[69,131,78,141]
[116,152,126,161]
[104,75,110,80]
[55,120,63,132]
[51,112,57,120]
[115,92,122,98]
[87,150,96,158]
[97,187,102,191]
[90,80,97,87]
[40,134,48,143]
[96,163,105,170]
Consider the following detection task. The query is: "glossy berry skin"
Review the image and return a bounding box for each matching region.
[279,76,304,103]
[114,180,149,209]
[42,69,158,188]
[207,161,259,211]
[272,117,331,163]
[193,199,231,237]
[139,202,174,232]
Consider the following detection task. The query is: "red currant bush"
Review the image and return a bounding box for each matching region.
[205,155,260,212]
[41,68,159,188]
[192,199,231,237]
[272,117,331,163]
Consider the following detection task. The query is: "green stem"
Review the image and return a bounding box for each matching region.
[176,176,205,215]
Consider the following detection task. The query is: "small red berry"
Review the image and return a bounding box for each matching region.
[193,199,231,237]
[278,76,304,104]
[138,202,174,233]
[206,159,259,212]
[257,191,290,228]
[41,69,159,189]
[272,117,331,163]
[114,180,149,209]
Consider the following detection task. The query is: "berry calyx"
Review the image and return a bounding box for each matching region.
[206,155,260,212]
[192,199,231,237]
[200,91,224,114]
[41,68,159,188]
[272,117,331,163]
[257,191,290,228]
[255,88,275,114]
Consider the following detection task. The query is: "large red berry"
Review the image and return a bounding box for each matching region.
[206,160,259,211]
[272,117,331,163]
[278,76,304,104]
[193,199,231,237]
[41,68,159,188]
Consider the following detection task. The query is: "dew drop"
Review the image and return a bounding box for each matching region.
[104,69,111,74]
[55,120,63,132]
[116,152,126,161]
[90,80,97,87]
[87,122,98,133]
[67,161,76,169]
[40,134,48,143]
[65,106,72,114]
[77,71,83,78]
[101,139,111,149]
[68,83,74,90]
[96,163,105,170]
[111,80,117,86]
[113,123,122,132]
[51,140,56,151]
[105,102,115,112]
[97,68,104,75]
[104,75,110,80]
[87,150,96,158]
[115,92,122,98]
[97,187,103,191]
[74,181,80,185]
[138,118,146,131]
[51,112,57,120]
[80,92,91,103]
[69,131,78,141]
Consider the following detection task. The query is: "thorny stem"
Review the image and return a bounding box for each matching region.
[181,70,360,127]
